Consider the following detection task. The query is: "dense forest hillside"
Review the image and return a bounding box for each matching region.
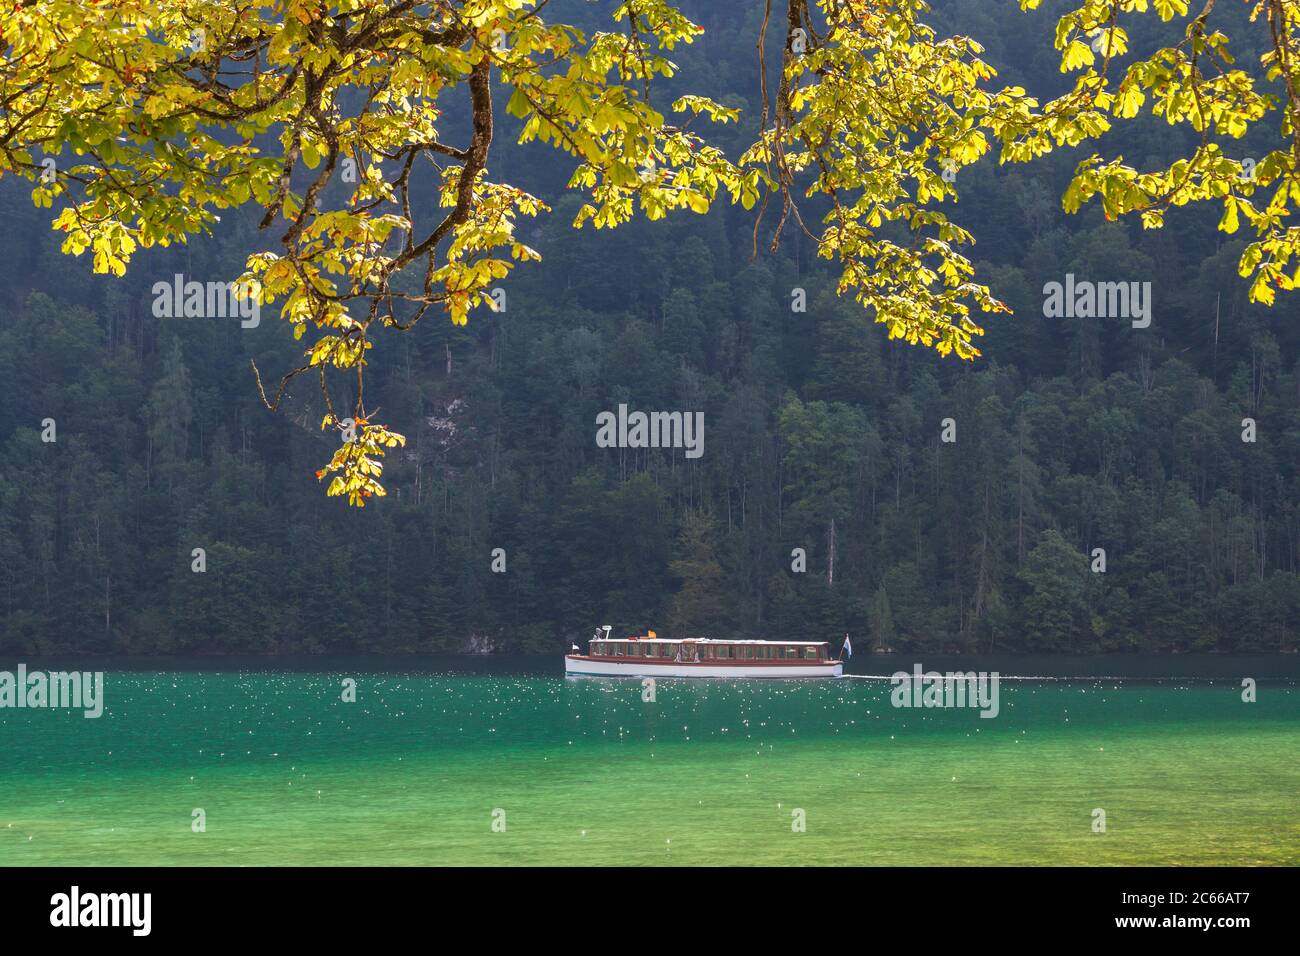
[1,0,1298,655]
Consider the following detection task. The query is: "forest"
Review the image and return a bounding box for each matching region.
[0,0,1298,655]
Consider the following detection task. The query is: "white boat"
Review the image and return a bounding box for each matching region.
[565,628,844,679]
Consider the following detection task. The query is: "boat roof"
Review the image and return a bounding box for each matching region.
[596,637,828,646]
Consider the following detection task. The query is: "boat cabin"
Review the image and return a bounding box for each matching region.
[587,638,830,662]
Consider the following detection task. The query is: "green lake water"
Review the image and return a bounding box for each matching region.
[1,657,1297,866]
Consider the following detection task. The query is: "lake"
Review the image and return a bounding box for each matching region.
[2,655,1297,865]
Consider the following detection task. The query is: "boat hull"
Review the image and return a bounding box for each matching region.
[564,655,842,679]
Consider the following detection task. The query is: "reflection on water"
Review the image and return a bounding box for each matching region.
[7,652,1300,680]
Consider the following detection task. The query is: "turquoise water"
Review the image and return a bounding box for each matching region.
[1,657,1297,865]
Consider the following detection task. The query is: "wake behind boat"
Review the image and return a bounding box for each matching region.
[565,627,845,678]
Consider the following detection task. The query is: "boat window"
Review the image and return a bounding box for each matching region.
[784,646,798,658]
[803,647,818,659]
[716,645,731,659]
[741,646,754,659]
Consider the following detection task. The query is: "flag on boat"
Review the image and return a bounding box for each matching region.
[571,643,579,652]
[841,634,852,660]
